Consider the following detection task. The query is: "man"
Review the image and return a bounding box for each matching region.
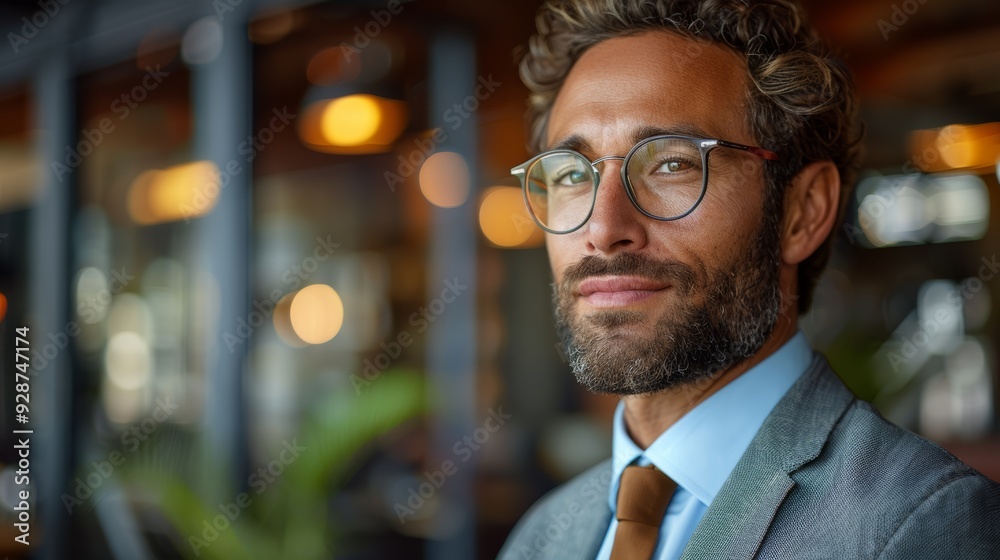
[498,0,1000,558]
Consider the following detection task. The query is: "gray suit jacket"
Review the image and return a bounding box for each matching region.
[499,354,1000,559]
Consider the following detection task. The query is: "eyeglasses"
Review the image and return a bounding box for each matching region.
[510,135,779,234]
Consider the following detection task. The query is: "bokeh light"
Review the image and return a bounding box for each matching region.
[925,174,990,243]
[419,152,470,208]
[102,383,143,425]
[937,125,977,169]
[0,143,40,212]
[106,293,154,340]
[289,284,344,344]
[322,95,382,146]
[854,174,989,247]
[298,94,406,154]
[128,161,221,225]
[478,186,544,248]
[0,291,6,323]
[105,331,152,391]
[75,266,110,324]
[933,123,1000,170]
[181,16,223,65]
[273,292,307,347]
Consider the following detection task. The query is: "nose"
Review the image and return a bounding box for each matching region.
[583,159,649,255]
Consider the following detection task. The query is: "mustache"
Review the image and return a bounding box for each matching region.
[560,252,697,293]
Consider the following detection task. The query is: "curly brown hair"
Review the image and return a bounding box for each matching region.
[519,0,862,313]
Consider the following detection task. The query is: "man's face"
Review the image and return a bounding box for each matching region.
[546,31,784,395]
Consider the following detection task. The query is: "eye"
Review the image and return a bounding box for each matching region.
[655,158,695,174]
[553,169,589,186]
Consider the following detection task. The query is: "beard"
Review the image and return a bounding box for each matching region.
[553,207,784,396]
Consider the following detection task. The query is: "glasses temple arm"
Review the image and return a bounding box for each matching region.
[717,139,780,161]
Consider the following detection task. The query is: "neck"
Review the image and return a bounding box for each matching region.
[621,314,798,449]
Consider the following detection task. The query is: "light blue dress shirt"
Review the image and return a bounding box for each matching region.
[595,331,814,560]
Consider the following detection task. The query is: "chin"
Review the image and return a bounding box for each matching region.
[576,307,650,331]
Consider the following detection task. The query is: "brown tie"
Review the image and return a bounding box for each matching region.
[610,464,677,560]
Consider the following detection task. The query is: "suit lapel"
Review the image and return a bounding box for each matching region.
[559,462,613,559]
[680,354,856,559]
[563,500,612,559]
[679,463,796,559]
[507,459,613,560]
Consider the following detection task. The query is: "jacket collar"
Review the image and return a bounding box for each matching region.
[679,353,855,559]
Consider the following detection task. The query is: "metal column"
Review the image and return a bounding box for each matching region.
[426,30,479,560]
[30,47,75,560]
[192,7,253,501]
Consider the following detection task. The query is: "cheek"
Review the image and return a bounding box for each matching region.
[697,173,765,236]
[658,186,763,264]
[704,160,766,218]
[546,233,570,284]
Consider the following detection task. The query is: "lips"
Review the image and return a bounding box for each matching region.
[576,276,670,307]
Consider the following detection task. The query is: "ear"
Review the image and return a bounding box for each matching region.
[781,161,841,266]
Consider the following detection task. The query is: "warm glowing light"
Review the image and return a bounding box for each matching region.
[273,292,307,347]
[322,95,382,146]
[0,292,7,323]
[479,186,544,248]
[128,161,221,225]
[105,331,152,390]
[419,152,470,208]
[937,125,976,169]
[289,284,344,344]
[298,94,407,154]
[0,145,41,212]
[931,123,1000,170]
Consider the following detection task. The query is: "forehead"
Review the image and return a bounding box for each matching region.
[546,30,751,152]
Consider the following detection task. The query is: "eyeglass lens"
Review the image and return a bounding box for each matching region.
[524,137,705,233]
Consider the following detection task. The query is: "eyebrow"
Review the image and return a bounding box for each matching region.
[631,124,715,142]
[547,123,718,155]
[549,134,593,154]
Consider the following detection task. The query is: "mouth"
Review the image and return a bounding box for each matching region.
[576,276,670,308]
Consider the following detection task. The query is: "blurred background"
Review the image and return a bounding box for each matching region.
[0,0,998,558]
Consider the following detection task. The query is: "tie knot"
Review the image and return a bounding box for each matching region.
[616,464,677,526]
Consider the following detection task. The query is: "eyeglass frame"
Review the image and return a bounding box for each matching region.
[510,134,780,234]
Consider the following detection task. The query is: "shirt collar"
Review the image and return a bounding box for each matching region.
[609,330,813,510]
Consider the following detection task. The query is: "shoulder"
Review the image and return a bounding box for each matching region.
[831,398,991,492]
[776,396,1000,557]
[878,469,1000,559]
[498,459,612,560]
[774,358,992,502]
[843,401,1000,554]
